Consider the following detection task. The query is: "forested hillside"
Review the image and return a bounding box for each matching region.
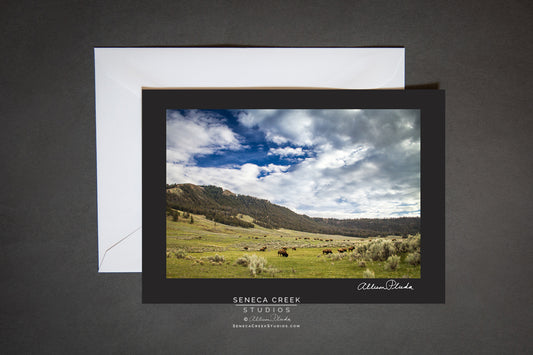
[166,183,420,238]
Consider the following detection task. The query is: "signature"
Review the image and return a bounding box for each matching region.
[357,279,414,291]
[246,314,291,322]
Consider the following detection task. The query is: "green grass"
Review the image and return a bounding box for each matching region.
[166,210,421,279]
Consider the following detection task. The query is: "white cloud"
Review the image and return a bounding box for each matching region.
[267,146,306,158]
[166,110,242,164]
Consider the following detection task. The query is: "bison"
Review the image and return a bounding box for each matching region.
[292,247,296,251]
[278,249,289,257]
[243,246,249,251]
[338,248,347,253]
[348,246,355,251]
[259,246,267,251]
[322,249,333,255]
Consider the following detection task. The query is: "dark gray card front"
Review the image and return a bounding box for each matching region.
[142,89,444,304]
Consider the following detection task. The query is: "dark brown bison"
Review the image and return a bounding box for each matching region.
[322,249,333,255]
[338,248,347,253]
[281,247,287,250]
[292,247,296,251]
[348,246,355,251]
[278,249,289,257]
[259,246,267,251]
[243,246,249,251]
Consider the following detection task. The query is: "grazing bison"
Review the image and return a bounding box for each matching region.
[338,248,347,253]
[259,246,267,251]
[292,247,296,251]
[348,246,355,251]
[322,249,333,255]
[243,246,249,251]
[278,249,289,257]
[281,247,287,250]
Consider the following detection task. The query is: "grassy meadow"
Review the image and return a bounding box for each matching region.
[166,210,421,279]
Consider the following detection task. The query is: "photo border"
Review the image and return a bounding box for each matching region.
[142,89,445,303]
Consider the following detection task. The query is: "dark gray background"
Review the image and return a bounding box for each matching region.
[1,1,531,354]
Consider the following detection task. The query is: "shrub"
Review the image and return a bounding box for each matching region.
[207,254,225,263]
[382,240,396,259]
[358,260,366,268]
[363,269,375,278]
[394,240,407,253]
[174,249,187,259]
[385,255,401,270]
[405,252,421,266]
[407,234,421,252]
[366,240,381,261]
[235,254,251,266]
[248,254,268,277]
[349,252,361,262]
[366,239,396,261]
[265,266,280,276]
[328,253,345,261]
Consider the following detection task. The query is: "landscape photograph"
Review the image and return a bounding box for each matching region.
[166,109,421,279]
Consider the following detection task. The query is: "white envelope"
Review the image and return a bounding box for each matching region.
[94,47,405,272]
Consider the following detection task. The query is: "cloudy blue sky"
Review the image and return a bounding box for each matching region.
[166,109,420,219]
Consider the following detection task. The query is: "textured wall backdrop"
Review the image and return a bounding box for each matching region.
[1,0,532,353]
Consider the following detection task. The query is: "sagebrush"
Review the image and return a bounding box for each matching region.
[385,255,401,270]
[207,254,225,263]
[363,269,375,278]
